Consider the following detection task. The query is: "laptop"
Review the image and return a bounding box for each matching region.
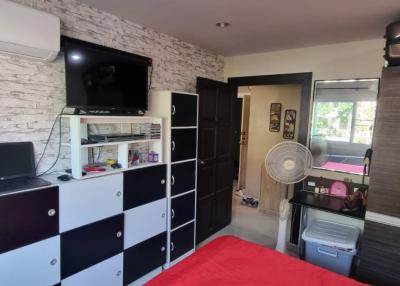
[0,142,51,193]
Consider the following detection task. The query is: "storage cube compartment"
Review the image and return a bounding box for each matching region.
[302,220,360,276]
[62,115,163,179]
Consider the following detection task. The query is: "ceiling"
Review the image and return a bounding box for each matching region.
[80,0,400,56]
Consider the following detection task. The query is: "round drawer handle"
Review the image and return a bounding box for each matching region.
[171,209,175,219]
[161,179,166,185]
[50,258,57,266]
[48,209,56,217]
[116,231,122,238]
[171,242,174,252]
[161,246,166,252]
[116,191,122,197]
[161,213,166,218]
[171,176,175,186]
[116,270,122,276]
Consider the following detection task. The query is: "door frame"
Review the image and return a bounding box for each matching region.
[228,72,312,146]
[227,72,313,245]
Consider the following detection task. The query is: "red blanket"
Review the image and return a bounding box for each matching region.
[147,235,367,286]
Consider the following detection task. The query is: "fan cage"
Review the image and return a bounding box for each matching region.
[265,141,313,185]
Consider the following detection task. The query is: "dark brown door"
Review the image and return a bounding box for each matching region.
[196,77,235,243]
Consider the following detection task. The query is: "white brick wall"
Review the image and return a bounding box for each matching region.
[0,0,224,173]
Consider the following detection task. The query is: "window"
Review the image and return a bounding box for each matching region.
[310,79,379,174]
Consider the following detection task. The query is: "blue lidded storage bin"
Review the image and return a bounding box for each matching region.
[302,220,360,276]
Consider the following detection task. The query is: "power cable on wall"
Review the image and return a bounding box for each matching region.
[36,106,66,176]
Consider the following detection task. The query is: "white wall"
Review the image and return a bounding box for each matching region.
[225,39,385,81]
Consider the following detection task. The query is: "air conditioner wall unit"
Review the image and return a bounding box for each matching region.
[0,0,60,61]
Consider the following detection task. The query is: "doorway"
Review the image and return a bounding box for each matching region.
[196,73,312,245]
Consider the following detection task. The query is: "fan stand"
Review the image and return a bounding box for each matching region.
[275,184,290,253]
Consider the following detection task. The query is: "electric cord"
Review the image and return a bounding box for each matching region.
[36,106,66,176]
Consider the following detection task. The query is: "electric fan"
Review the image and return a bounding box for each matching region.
[264,141,313,253]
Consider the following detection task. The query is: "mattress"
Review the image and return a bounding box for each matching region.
[147,235,367,286]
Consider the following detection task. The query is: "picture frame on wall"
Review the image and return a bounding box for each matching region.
[283,109,296,139]
[269,103,282,132]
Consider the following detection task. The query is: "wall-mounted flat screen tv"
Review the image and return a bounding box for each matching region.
[62,37,151,113]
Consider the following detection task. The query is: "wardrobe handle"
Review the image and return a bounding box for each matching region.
[172,105,176,115]
[199,160,205,165]
[116,191,122,197]
[116,270,122,276]
[50,258,57,266]
[161,179,166,185]
[48,209,56,217]
[116,231,122,238]
[171,175,175,186]
[171,242,175,252]
[171,140,175,151]
[161,246,166,252]
[171,209,175,219]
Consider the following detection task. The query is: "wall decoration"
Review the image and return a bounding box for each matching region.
[269,103,282,132]
[283,109,297,139]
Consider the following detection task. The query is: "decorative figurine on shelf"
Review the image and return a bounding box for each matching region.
[131,151,140,166]
[341,186,368,214]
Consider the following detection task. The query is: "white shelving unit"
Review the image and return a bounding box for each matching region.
[62,115,163,179]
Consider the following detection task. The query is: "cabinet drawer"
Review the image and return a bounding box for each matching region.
[171,161,196,196]
[124,165,166,210]
[171,93,197,127]
[171,129,197,162]
[60,174,123,232]
[124,232,167,285]
[171,192,195,229]
[0,186,59,254]
[0,236,60,286]
[170,222,195,261]
[62,253,123,286]
[124,198,167,249]
[61,214,124,279]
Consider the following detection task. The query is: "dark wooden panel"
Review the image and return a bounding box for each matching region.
[124,165,166,210]
[171,129,197,162]
[217,126,232,158]
[170,222,195,261]
[171,161,196,196]
[171,192,195,229]
[198,127,216,161]
[123,232,166,285]
[196,197,213,242]
[356,221,400,286]
[197,165,215,199]
[61,214,124,279]
[171,93,197,127]
[367,67,400,217]
[0,186,59,254]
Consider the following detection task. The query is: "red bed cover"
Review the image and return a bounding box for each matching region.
[147,235,367,286]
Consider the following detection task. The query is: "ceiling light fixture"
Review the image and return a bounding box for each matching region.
[216,22,231,28]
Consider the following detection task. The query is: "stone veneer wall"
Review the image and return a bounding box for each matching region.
[0,0,224,173]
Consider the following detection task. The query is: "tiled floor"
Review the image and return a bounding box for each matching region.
[198,182,299,257]
[198,193,278,248]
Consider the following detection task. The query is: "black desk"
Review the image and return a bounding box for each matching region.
[290,191,366,220]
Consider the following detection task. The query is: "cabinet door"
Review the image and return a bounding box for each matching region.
[60,174,123,232]
[171,93,197,127]
[0,236,60,286]
[124,232,167,285]
[0,186,59,254]
[124,165,166,210]
[171,129,197,162]
[61,253,123,286]
[171,192,195,229]
[61,214,124,279]
[124,198,167,249]
[171,161,196,196]
[170,222,195,261]
[356,220,400,286]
